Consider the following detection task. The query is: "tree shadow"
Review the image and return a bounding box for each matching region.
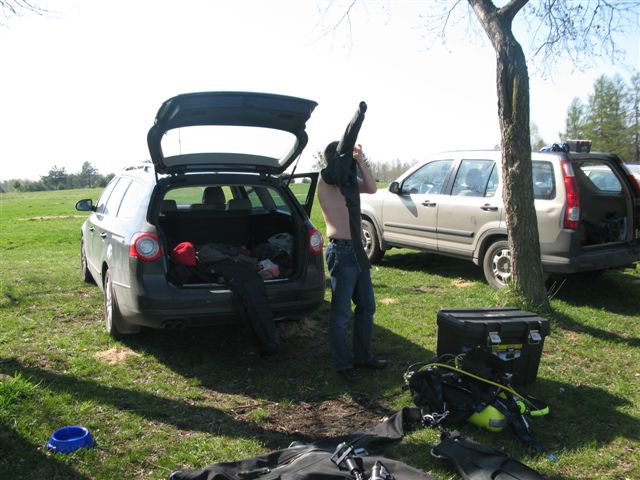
[549,309,640,348]
[0,359,295,450]
[548,268,640,317]
[0,424,92,480]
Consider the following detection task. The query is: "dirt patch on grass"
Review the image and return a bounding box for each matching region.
[451,278,474,288]
[95,347,141,365]
[231,396,392,438]
[20,215,87,221]
[412,285,444,292]
[278,317,325,340]
[379,297,398,305]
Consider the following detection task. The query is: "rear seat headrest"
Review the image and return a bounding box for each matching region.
[227,198,251,211]
[161,199,177,212]
[202,186,226,205]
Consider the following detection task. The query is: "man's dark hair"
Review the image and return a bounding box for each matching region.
[324,141,339,163]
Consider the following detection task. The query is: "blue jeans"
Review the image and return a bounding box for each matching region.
[325,241,376,371]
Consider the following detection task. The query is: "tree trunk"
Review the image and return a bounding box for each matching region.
[470,0,549,310]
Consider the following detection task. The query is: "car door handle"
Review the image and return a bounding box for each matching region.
[421,201,436,207]
[480,204,498,211]
[89,226,95,232]
[100,232,108,239]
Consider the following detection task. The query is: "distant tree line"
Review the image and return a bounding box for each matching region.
[562,72,639,163]
[310,150,417,183]
[0,161,115,193]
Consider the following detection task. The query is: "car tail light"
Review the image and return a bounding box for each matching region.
[625,171,640,197]
[561,160,580,230]
[308,227,324,254]
[129,232,163,261]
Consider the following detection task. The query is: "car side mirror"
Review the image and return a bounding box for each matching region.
[388,182,400,194]
[75,199,95,212]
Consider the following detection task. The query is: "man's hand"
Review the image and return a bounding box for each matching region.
[353,144,366,163]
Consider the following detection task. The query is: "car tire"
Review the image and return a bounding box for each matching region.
[362,218,385,263]
[81,240,94,284]
[483,240,512,288]
[104,269,139,338]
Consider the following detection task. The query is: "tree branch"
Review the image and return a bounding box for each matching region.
[1,0,46,23]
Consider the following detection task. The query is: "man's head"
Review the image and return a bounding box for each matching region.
[324,141,339,163]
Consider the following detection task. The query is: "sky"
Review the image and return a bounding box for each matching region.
[1,0,638,182]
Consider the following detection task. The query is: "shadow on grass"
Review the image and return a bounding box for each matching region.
[548,268,640,317]
[119,300,432,409]
[3,347,637,478]
[0,358,297,449]
[376,250,486,283]
[0,424,91,480]
[549,309,640,348]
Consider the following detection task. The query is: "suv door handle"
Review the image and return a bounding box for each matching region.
[480,204,498,211]
[89,226,95,232]
[421,200,436,207]
[100,232,108,239]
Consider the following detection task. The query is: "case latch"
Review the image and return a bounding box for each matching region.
[487,331,502,345]
[528,329,542,344]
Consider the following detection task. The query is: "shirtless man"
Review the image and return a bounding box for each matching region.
[318,141,387,381]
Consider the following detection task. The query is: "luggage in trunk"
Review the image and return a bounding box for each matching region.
[159,207,298,285]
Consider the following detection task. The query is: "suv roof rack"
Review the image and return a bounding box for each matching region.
[540,140,592,154]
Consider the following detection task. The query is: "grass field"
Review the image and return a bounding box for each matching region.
[1,188,639,480]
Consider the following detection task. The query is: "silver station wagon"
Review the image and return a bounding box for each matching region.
[76,92,325,337]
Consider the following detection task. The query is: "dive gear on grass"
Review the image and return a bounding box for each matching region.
[431,431,547,480]
[168,408,438,480]
[404,348,552,458]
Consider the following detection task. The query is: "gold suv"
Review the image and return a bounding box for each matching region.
[360,145,640,287]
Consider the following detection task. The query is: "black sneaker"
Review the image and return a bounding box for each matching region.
[354,357,388,370]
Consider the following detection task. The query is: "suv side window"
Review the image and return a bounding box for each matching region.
[533,161,556,199]
[401,159,453,195]
[453,159,495,197]
[485,164,499,196]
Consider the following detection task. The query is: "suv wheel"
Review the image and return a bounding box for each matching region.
[81,240,94,284]
[362,219,385,263]
[104,269,139,338]
[483,240,512,288]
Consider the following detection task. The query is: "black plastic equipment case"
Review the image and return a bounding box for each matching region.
[436,307,550,386]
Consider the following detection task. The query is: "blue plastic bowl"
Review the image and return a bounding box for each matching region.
[47,426,95,454]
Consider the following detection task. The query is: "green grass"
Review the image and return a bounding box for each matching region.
[1,188,639,479]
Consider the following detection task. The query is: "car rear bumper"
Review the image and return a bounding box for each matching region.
[115,268,325,329]
[542,241,640,273]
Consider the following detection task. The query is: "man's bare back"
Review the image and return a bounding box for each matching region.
[318,144,377,241]
[318,180,351,239]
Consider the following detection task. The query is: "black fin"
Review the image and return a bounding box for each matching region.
[431,433,546,480]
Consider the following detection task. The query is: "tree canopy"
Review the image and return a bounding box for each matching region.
[563,72,640,163]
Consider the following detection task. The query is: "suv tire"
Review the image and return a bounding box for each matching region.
[362,218,385,263]
[483,239,512,288]
[104,269,139,338]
